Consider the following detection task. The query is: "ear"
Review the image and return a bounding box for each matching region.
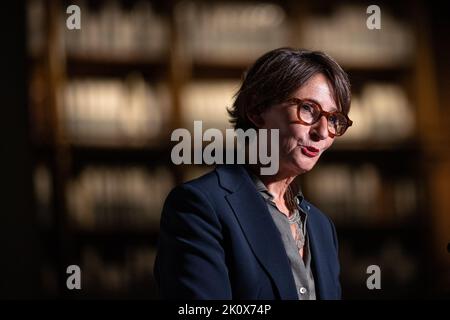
[247,112,265,128]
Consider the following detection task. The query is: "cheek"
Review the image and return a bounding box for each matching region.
[281,124,309,143]
[278,126,308,158]
[279,126,300,147]
[323,137,335,151]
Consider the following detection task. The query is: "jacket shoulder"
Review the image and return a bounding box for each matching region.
[184,167,220,189]
[165,167,223,205]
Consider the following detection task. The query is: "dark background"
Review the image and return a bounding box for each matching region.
[1,0,450,299]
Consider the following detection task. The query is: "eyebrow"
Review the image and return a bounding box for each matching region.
[301,98,339,113]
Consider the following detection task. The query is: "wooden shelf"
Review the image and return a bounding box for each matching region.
[66,54,169,79]
[68,143,174,175]
[346,64,413,92]
[72,228,159,247]
[191,60,248,79]
[343,62,413,74]
[69,142,172,156]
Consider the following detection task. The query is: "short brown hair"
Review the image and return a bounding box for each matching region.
[228,48,351,131]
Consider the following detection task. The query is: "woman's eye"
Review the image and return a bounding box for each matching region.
[301,103,313,112]
[329,115,337,123]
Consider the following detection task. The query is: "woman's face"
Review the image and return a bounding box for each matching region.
[256,73,337,176]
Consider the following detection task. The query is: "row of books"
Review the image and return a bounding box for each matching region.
[181,80,238,132]
[62,79,238,144]
[81,246,156,294]
[28,1,413,67]
[301,5,414,68]
[340,239,419,287]
[60,77,415,145]
[60,77,414,149]
[62,75,171,144]
[66,166,174,230]
[339,83,415,143]
[64,0,169,58]
[175,1,289,63]
[304,163,418,224]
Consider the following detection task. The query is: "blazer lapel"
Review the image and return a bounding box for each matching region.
[217,165,298,300]
[304,202,333,300]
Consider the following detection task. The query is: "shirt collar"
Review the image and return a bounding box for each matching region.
[246,168,305,206]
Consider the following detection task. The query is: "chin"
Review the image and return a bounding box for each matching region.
[298,164,315,173]
[291,150,317,170]
[286,160,313,176]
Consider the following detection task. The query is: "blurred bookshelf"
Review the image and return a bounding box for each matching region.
[25,0,449,299]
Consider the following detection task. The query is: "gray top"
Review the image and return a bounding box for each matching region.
[248,172,317,300]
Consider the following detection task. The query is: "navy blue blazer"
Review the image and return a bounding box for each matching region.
[154,164,341,300]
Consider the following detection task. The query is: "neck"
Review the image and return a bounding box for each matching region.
[246,164,296,203]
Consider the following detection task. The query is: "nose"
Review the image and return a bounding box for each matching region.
[310,115,329,140]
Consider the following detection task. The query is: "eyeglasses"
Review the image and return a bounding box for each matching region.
[285,98,353,137]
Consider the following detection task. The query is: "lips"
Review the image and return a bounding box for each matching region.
[300,145,320,157]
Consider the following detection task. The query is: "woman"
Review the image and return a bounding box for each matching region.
[154,48,352,300]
